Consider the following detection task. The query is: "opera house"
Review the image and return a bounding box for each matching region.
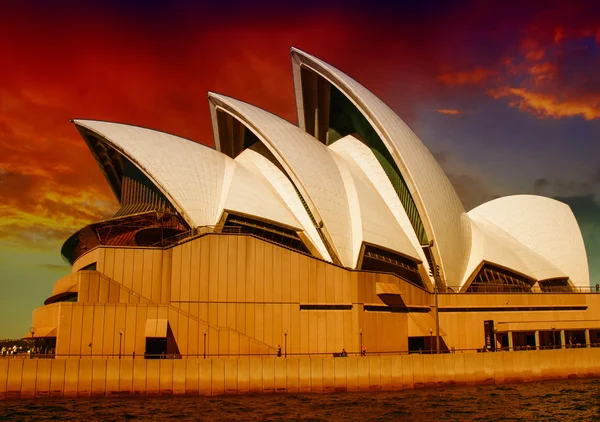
[27,48,599,359]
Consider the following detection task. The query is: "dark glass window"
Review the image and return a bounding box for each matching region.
[224,214,309,254]
[327,85,428,245]
[360,244,424,288]
[80,262,97,271]
[467,264,534,293]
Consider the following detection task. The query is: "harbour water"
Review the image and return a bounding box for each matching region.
[1,378,599,421]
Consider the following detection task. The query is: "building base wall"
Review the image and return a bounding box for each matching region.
[2,349,600,400]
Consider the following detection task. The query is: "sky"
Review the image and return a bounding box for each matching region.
[1,0,599,338]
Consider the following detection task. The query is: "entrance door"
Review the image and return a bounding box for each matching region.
[145,338,167,359]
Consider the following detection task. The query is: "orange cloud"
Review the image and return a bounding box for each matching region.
[435,109,463,115]
[490,87,600,121]
[436,68,493,86]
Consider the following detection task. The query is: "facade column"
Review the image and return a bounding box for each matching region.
[560,330,566,349]
[508,331,513,352]
[585,329,591,348]
[534,330,540,350]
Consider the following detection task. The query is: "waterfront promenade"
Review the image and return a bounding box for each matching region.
[1,348,599,399]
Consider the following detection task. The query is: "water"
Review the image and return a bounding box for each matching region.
[1,378,600,421]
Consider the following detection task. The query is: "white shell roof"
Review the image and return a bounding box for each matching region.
[74,120,303,234]
[208,93,356,267]
[235,145,332,261]
[222,160,303,232]
[329,136,423,267]
[461,217,567,291]
[469,195,589,287]
[291,48,472,286]
[74,119,229,228]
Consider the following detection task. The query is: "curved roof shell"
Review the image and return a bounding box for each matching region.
[468,195,589,287]
[209,93,356,267]
[74,119,302,233]
[291,48,472,286]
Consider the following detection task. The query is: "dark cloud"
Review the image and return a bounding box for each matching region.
[447,173,498,211]
[533,178,550,193]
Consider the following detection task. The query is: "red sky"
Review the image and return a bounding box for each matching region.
[1,0,600,338]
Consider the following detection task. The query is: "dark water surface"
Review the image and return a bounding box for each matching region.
[2,378,600,421]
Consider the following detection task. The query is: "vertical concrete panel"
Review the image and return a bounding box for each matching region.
[34,360,51,398]
[298,256,308,303]
[502,352,515,383]
[333,357,347,392]
[274,358,287,393]
[227,238,238,304]
[98,274,110,303]
[185,360,199,395]
[217,238,229,304]
[310,358,323,393]
[380,356,393,391]
[198,359,212,396]
[255,304,264,344]
[464,355,477,385]
[401,355,415,389]
[285,358,298,393]
[6,360,24,399]
[188,316,199,358]
[491,352,505,384]
[345,357,359,392]
[369,357,382,391]
[124,306,137,356]
[180,244,192,312]
[102,305,116,358]
[92,306,105,357]
[132,359,147,396]
[151,250,163,303]
[0,359,8,400]
[77,360,93,397]
[91,360,107,397]
[122,249,135,290]
[262,358,275,393]
[162,249,173,304]
[159,360,173,395]
[64,360,79,397]
[298,357,311,393]
[236,238,247,304]
[170,246,182,303]
[224,359,238,394]
[483,353,495,384]
[68,305,83,357]
[134,306,148,357]
[322,357,335,393]
[249,358,263,393]
[453,353,466,386]
[300,311,309,355]
[141,250,154,300]
[105,360,120,396]
[245,238,255,304]
[473,354,486,384]
[237,358,250,394]
[280,249,291,303]
[114,305,127,358]
[20,360,38,399]
[81,305,95,358]
[391,356,403,390]
[103,248,115,280]
[49,360,66,397]
[119,359,134,395]
[357,356,370,391]
[412,355,425,387]
[146,360,160,396]
[264,305,274,347]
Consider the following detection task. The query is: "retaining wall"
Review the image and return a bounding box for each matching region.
[1,349,599,400]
